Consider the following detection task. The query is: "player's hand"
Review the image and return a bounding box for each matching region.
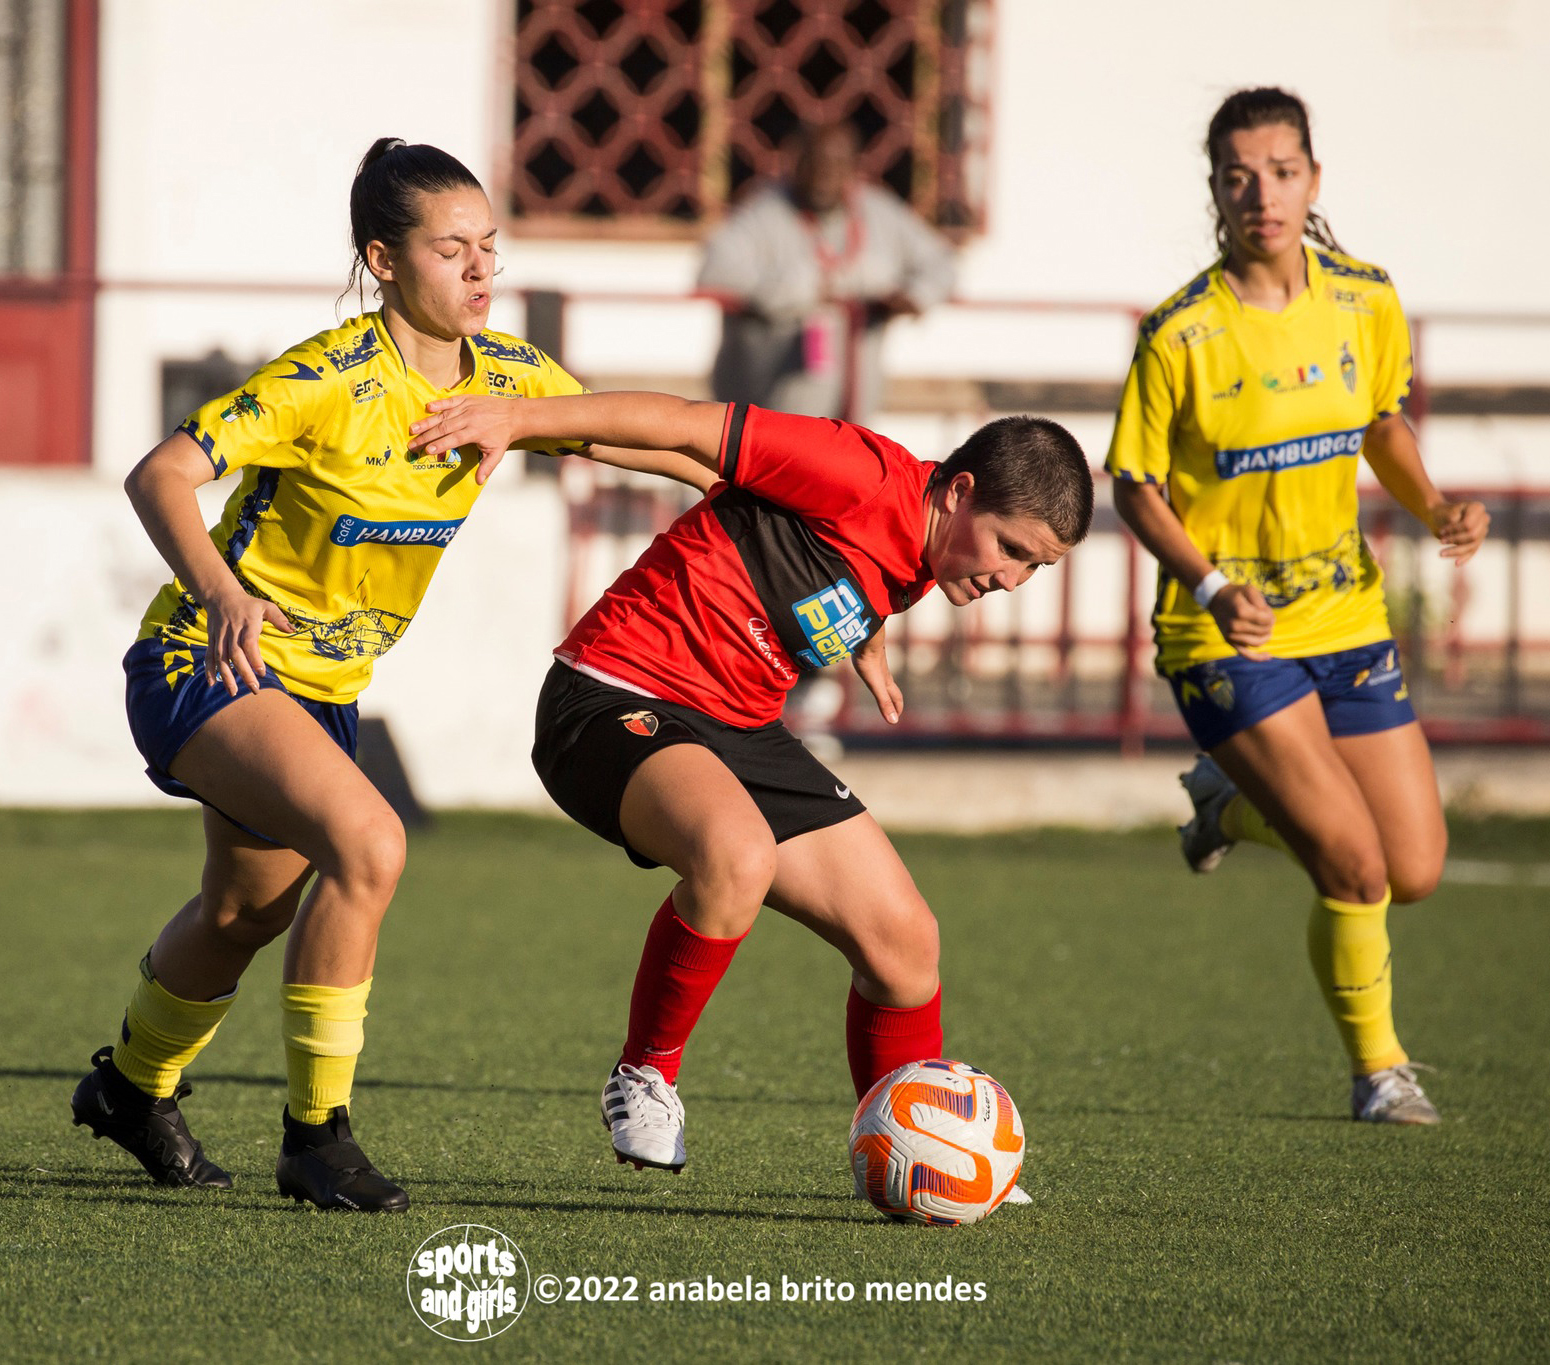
[203,585,293,696]
[1428,499,1489,566]
[408,397,521,485]
[851,627,903,725]
[1208,583,1275,662]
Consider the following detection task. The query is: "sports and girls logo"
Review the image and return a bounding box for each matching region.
[1215,426,1366,480]
[1260,362,1325,393]
[329,515,466,548]
[407,1224,530,1340]
[619,710,660,736]
[405,447,463,472]
[792,578,873,669]
[219,391,265,423]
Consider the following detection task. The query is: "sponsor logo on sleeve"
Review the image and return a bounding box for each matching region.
[329,516,466,548]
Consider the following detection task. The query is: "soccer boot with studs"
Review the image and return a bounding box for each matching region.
[275,1105,409,1212]
[1179,752,1238,874]
[601,1063,686,1172]
[70,1046,233,1189]
[1351,1064,1441,1125]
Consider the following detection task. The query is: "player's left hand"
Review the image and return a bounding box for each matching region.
[408,397,520,485]
[852,627,902,724]
[1428,499,1490,566]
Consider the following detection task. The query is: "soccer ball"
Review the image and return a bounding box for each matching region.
[849,1059,1025,1225]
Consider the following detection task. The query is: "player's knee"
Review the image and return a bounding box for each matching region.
[682,824,777,917]
[1313,840,1390,905]
[330,809,407,903]
[1389,850,1444,904]
[857,904,939,1002]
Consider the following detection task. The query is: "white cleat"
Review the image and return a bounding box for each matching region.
[1001,1183,1032,1206]
[600,1063,687,1171]
[1352,1064,1441,1125]
[1179,753,1238,874]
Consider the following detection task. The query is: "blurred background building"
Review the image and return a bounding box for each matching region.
[2,0,1548,811]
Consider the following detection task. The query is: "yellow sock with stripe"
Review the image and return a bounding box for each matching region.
[280,978,372,1124]
[115,954,236,1099]
[1220,793,1292,857]
[1306,890,1408,1076]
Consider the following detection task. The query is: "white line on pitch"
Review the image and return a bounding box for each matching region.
[1443,859,1550,888]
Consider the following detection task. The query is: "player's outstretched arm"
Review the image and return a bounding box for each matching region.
[125,432,294,696]
[408,392,727,486]
[1112,478,1274,658]
[1362,413,1489,566]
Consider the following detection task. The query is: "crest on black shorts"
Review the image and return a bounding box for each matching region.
[619,710,660,737]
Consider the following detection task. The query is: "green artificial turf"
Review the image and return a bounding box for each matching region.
[1,809,1546,1362]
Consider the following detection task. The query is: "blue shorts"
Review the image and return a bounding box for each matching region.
[1165,640,1417,751]
[123,637,358,837]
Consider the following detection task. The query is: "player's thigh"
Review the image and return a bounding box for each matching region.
[620,742,777,896]
[765,814,938,986]
[1210,693,1389,902]
[1331,722,1447,903]
[198,805,314,934]
[170,690,403,883]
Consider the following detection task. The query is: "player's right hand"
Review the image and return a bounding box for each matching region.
[204,586,293,695]
[1208,583,1275,661]
[409,396,520,485]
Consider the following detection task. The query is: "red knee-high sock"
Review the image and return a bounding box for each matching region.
[846,985,943,1099]
[621,894,746,1084]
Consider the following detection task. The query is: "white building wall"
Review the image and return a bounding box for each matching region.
[2,0,1546,808]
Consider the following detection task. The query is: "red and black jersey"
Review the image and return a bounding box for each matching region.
[556,404,938,727]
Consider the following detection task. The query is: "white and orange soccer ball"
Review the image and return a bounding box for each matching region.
[849,1059,1025,1226]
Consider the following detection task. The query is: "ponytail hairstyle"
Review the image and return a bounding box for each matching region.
[340,137,482,311]
[1205,87,1344,258]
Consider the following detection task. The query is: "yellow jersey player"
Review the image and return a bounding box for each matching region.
[70,138,705,1210]
[1108,89,1488,1125]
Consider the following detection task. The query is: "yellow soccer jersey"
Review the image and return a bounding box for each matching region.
[139,312,584,702]
[1107,247,1414,671]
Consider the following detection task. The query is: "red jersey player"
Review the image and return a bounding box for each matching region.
[409,392,1092,1177]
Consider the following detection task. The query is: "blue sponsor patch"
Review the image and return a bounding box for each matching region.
[329,515,466,548]
[1215,426,1366,480]
[791,577,874,668]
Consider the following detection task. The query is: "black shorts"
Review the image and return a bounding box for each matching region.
[532,661,867,868]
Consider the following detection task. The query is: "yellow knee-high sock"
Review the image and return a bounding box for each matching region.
[1220,793,1292,857]
[115,955,236,1098]
[1306,890,1408,1076]
[280,979,372,1124]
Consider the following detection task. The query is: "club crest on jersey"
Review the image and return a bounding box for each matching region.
[1261,363,1325,393]
[219,390,265,423]
[619,710,659,737]
[1339,342,1357,395]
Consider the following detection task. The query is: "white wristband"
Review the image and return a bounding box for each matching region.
[1192,570,1229,609]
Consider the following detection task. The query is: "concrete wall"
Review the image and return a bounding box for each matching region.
[3,0,1546,808]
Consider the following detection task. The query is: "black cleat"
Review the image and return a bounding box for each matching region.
[70,1047,233,1189]
[275,1106,408,1212]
